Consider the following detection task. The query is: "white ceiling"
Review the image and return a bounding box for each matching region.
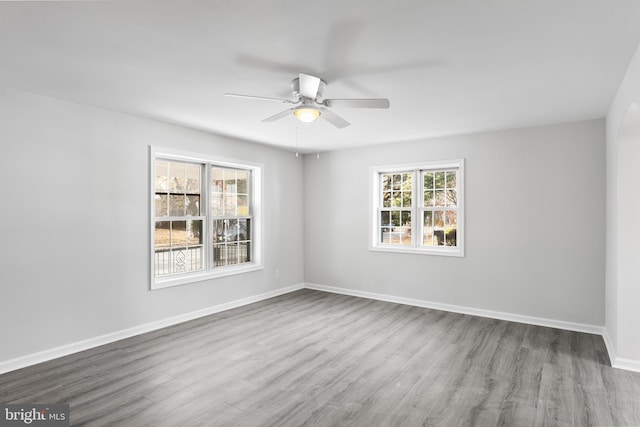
[2,1,640,152]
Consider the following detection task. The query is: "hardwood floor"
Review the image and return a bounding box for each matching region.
[1,289,640,426]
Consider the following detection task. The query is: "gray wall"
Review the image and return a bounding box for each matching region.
[304,119,605,326]
[0,85,608,365]
[0,87,305,362]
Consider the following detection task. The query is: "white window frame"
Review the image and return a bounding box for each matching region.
[369,159,465,257]
[149,146,263,290]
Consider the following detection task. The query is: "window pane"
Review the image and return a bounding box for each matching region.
[169,194,185,216]
[213,244,226,267]
[231,245,240,265]
[224,169,237,193]
[393,174,402,190]
[213,219,224,243]
[211,193,223,216]
[392,192,402,207]
[238,242,251,263]
[237,170,249,194]
[434,211,444,228]
[226,219,239,242]
[391,211,400,227]
[435,190,445,207]
[424,190,434,207]
[423,211,434,246]
[186,165,201,194]
[225,194,237,215]
[211,168,224,192]
[446,170,457,189]
[424,172,434,190]
[400,211,412,245]
[446,190,457,207]
[402,173,412,190]
[434,211,445,246]
[435,171,445,189]
[445,211,457,247]
[155,249,171,276]
[381,227,391,243]
[382,174,392,192]
[171,249,191,273]
[155,194,168,217]
[187,220,203,246]
[402,191,412,207]
[383,191,391,207]
[172,221,187,246]
[401,211,411,227]
[238,218,251,241]
[186,195,200,216]
[423,211,433,228]
[155,221,171,250]
[185,246,203,271]
[400,227,412,245]
[155,161,168,191]
[169,163,186,192]
[237,195,249,216]
[381,211,390,226]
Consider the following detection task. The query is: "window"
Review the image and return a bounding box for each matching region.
[211,167,252,267]
[154,161,205,276]
[150,148,262,289]
[370,159,464,257]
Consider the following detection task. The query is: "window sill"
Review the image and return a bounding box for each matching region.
[369,245,464,257]
[151,263,264,290]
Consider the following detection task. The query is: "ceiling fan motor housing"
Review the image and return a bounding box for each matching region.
[291,77,326,101]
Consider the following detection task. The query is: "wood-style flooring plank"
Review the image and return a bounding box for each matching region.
[1,288,639,426]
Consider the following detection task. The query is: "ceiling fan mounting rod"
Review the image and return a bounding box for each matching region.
[291,76,326,100]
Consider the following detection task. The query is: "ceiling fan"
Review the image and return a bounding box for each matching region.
[225,73,390,128]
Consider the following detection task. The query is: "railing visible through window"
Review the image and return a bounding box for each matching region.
[154,161,204,276]
[153,158,256,280]
[211,167,252,267]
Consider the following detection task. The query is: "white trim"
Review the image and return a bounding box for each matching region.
[602,327,617,365]
[612,357,640,373]
[0,283,304,375]
[371,159,464,173]
[369,245,464,257]
[304,282,603,335]
[152,263,264,289]
[602,328,640,373]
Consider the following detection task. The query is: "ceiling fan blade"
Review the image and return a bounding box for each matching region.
[323,98,390,108]
[299,73,322,99]
[320,108,350,128]
[262,108,294,122]
[225,93,294,103]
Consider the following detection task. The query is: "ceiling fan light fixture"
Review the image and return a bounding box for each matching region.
[293,106,321,123]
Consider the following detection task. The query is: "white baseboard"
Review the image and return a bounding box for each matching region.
[0,283,304,375]
[613,357,640,373]
[602,328,617,365]
[5,282,639,376]
[304,283,604,335]
[602,328,640,373]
